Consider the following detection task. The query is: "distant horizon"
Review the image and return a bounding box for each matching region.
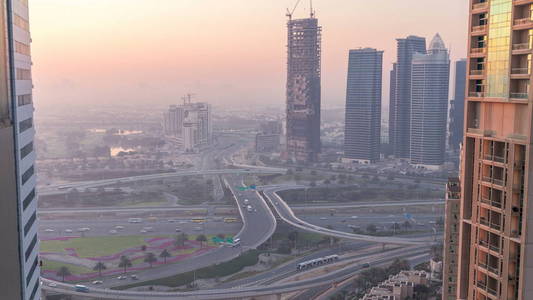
[30,0,468,110]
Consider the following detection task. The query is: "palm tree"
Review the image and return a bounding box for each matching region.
[118,256,132,274]
[159,249,171,264]
[144,252,157,268]
[57,266,71,282]
[175,233,189,247]
[196,234,208,248]
[93,262,107,277]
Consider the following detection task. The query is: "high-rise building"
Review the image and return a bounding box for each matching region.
[0,1,40,299]
[390,35,426,159]
[343,48,383,164]
[449,59,467,152]
[285,14,321,163]
[162,100,211,152]
[388,63,397,153]
[410,34,450,169]
[453,1,533,299]
[443,177,461,300]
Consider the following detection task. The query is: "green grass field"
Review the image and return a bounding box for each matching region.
[42,260,92,275]
[41,235,219,258]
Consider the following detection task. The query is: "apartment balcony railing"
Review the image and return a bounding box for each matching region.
[480,197,503,209]
[511,67,530,75]
[480,217,502,231]
[469,91,485,97]
[479,240,501,253]
[472,25,488,32]
[483,154,506,163]
[478,262,500,275]
[471,47,487,54]
[472,2,488,10]
[514,18,533,26]
[487,286,498,296]
[512,43,531,51]
[482,176,505,187]
[510,92,529,99]
[470,69,485,76]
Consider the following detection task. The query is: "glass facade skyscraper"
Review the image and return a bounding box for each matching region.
[0,0,39,299]
[343,48,383,164]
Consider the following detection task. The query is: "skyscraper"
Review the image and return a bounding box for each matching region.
[285,13,321,163]
[449,59,467,152]
[343,48,383,164]
[410,34,450,168]
[388,63,397,153]
[0,0,39,299]
[390,35,426,159]
[451,1,533,299]
[162,100,211,152]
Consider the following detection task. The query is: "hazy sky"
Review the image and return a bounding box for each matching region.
[30,0,468,110]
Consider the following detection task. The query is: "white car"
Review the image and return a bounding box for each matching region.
[319,217,328,220]
[44,229,54,233]
[117,276,127,280]
[48,282,57,287]
[351,216,358,219]
[92,280,103,285]
[193,227,202,231]
[140,230,147,233]
[115,226,124,230]
[65,229,73,233]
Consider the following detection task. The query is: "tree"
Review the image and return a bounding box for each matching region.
[159,249,171,264]
[414,284,431,300]
[144,252,157,268]
[141,245,147,252]
[288,231,299,249]
[402,220,412,230]
[216,233,226,240]
[118,256,132,274]
[57,266,71,282]
[93,262,107,277]
[175,233,189,247]
[388,258,410,275]
[196,234,208,248]
[366,224,377,233]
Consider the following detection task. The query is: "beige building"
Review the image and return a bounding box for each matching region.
[361,271,430,300]
[453,0,533,299]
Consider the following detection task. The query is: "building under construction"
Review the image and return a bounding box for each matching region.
[285,5,322,163]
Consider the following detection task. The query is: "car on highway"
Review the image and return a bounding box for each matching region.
[92,280,103,285]
[64,229,73,233]
[109,230,118,234]
[128,218,143,223]
[247,205,253,212]
[131,274,138,280]
[351,216,358,219]
[74,285,90,293]
[193,226,202,231]
[44,229,54,233]
[140,230,147,233]
[117,275,127,280]
[168,219,176,223]
[319,217,328,220]
[361,263,371,268]
[175,228,182,232]
[78,227,91,232]
[142,227,154,232]
[48,282,57,287]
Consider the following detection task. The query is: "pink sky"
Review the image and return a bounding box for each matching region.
[29,0,469,110]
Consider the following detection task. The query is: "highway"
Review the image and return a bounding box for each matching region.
[261,186,435,246]
[39,168,285,196]
[41,246,429,299]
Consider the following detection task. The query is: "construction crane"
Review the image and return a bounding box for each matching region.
[286,0,315,20]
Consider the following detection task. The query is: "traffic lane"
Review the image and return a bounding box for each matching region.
[39,218,241,238]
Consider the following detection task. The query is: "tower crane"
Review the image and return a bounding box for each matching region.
[286,0,315,20]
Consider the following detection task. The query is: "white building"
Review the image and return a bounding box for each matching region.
[163,101,211,152]
[0,0,40,299]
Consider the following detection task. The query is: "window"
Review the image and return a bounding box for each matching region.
[20,142,33,159]
[15,41,30,56]
[21,165,34,184]
[22,189,35,210]
[16,68,32,80]
[23,212,36,236]
[24,234,37,262]
[25,256,38,286]
[14,14,30,31]
[19,118,32,133]
[18,94,32,106]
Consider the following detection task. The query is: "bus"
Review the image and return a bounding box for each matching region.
[191,218,206,223]
[224,217,239,223]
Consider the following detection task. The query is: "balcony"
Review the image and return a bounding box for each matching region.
[479,240,501,253]
[469,91,485,98]
[480,217,502,231]
[480,197,503,209]
[481,176,505,187]
[512,42,532,52]
[514,17,533,27]
[479,262,500,276]
[510,92,529,99]
[483,154,506,163]
[511,67,530,75]
[470,69,485,76]
[472,25,488,34]
[472,2,488,11]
